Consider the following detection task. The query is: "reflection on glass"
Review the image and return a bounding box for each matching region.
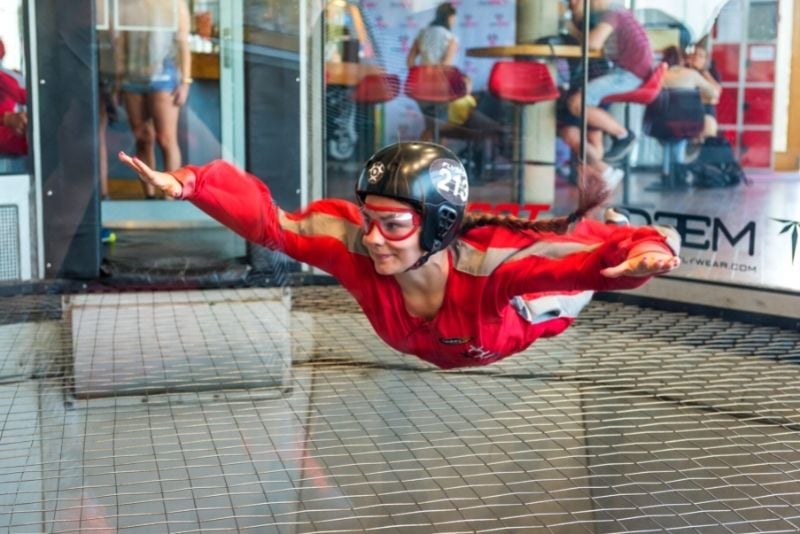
[0,0,28,174]
[748,1,779,41]
[245,0,300,36]
[324,0,382,193]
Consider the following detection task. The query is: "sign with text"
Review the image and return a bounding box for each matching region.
[623,207,800,293]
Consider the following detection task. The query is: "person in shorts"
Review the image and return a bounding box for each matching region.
[565,0,653,164]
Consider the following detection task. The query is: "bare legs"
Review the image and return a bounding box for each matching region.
[559,125,609,172]
[566,92,627,138]
[123,90,182,198]
[149,91,182,172]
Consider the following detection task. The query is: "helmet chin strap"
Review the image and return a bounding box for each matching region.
[406,238,443,271]
[407,252,433,271]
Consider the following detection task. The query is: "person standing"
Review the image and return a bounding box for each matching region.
[115,0,192,199]
[406,2,459,141]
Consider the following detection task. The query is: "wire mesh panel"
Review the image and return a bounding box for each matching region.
[1,286,800,533]
[0,205,20,281]
[67,289,293,398]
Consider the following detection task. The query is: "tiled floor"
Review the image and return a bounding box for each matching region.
[1,286,799,532]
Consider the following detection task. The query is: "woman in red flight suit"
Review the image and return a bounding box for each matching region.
[119,142,680,369]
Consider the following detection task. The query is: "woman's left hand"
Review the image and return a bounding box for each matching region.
[600,249,681,278]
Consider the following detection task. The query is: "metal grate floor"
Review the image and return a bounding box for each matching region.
[1,286,799,533]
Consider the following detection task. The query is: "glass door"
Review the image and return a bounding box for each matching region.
[97,0,250,280]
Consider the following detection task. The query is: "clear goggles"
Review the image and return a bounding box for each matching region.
[360,203,421,241]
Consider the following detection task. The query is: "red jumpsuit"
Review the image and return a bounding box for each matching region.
[173,161,680,369]
[0,68,27,156]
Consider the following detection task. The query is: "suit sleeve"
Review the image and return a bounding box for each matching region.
[172,160,366,280]
[487,220,680,309]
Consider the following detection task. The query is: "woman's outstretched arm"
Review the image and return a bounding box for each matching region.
[118,153,367,278]
[486,220,681,308]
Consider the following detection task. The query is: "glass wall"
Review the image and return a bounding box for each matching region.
[0,0,798,294]
[3,4,800,533]
[320,0,800,294]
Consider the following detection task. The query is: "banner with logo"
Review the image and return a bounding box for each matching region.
[360,0,515,142]
[623,206,800,293]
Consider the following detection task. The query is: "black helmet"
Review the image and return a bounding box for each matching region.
[355,142,469,256]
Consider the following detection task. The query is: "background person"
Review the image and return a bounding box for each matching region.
[115,0,192,199]
[661,46,720,141]
[406,2,459,141]
[565,0,653,164]
[686,43,722,141]
[553,33,623,191]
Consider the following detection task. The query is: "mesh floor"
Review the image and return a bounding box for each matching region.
[1,286,799,533]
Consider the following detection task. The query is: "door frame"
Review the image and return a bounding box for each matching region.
[774,0,800,171]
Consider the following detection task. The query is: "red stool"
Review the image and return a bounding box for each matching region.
[600,62,667,106]
[352,73,400,156]
[488,61,559,203]
[600,62,667,203]
[404,65,467,142]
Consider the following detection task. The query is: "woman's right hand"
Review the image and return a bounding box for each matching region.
[3,111,27,136]
[118,151,183,199]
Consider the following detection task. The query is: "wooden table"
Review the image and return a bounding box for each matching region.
[325,62,384,86]
[467,44,601,59]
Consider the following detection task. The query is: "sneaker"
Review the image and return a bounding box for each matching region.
[604,131,637,163]
[602,167,625,192]
[101,228,116,244]
[604,207,631,226]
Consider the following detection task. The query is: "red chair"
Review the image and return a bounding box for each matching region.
[352,73,400,156]
[488,61,559,202]
[353,73,400,105]
[404,65,467,142]
[600,62,667,106]
[600,62,667,202]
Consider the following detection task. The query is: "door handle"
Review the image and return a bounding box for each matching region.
[222,28,231,68]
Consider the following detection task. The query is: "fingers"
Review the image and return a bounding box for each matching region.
[118,151,142,173]
[601,254,681,278]
[172,86,188,107]
[118,151,154,182]
[118,151,182,198]
[117,150,134,168]
[600,262,628,278]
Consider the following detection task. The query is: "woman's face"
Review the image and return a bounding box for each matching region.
[448,13,457,28]
[361,195,424,275]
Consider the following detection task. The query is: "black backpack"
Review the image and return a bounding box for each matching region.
[687,137,748,188]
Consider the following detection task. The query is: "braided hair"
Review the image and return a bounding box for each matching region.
[459,167,610,235]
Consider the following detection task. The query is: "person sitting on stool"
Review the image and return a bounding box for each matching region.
[565,0,653,164]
